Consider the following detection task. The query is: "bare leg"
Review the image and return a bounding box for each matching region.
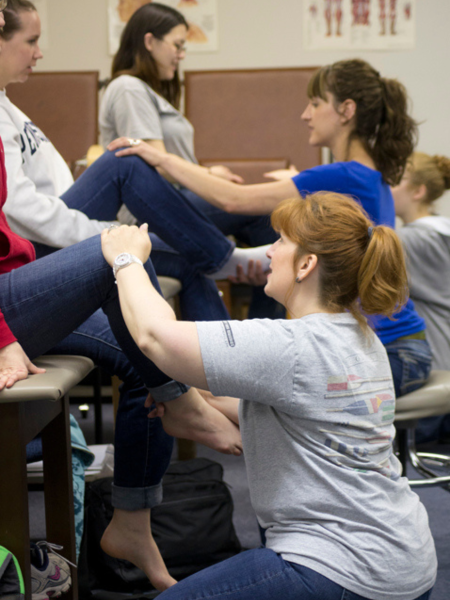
[101,508,177,591]
[198,388,240,426]
[161,388,242,455]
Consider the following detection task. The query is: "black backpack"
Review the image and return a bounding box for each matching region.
[79,458,242,599]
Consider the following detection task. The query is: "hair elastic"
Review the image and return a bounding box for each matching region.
[368,226,374,239]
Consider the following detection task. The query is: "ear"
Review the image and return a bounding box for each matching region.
[296,253,318,282]
[412,183,428,203]
[338,99,356,125]
[143,32,155,52]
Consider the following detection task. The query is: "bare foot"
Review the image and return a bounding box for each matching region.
[101,508,177,591]
[198,389,240,426]
[162,388,242,455]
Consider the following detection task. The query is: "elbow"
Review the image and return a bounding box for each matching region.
[220,191,244,214]
[135,330,158,361]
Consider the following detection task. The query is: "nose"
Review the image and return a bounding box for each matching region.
[266,239,279,258]
[301,103,311,121]
[35,43,44,60]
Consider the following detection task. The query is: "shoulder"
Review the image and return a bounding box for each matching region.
[399,219,450,252]
[291,162,356,194]
[105,75,155,99]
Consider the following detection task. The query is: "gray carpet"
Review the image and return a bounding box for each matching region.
[28,403,449,599]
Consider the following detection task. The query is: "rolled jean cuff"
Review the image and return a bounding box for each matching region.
[148,380,190,402]
[111,482,163,510]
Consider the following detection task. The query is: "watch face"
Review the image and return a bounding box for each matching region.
[115,253,131,267]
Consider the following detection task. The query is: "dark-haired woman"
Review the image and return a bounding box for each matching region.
[0,0,272,289]
[100,2,281,317]
[109,58,432,398]
[100,193,436,600]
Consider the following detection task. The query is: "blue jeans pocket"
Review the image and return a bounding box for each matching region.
[385,338,433,398]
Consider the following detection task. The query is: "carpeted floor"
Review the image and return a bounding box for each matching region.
[29,403,449,599]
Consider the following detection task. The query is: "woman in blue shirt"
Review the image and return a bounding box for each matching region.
[109,58,432,398]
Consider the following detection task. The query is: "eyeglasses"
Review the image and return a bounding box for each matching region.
[161,38,187,55]
[0,0,7,11]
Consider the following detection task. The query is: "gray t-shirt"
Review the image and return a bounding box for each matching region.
[399,216,450,370]
[99,74,197,163]
[197,313,437,600]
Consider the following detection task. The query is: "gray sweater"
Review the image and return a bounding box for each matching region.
[399,216,450,370]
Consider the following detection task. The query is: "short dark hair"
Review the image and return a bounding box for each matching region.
[111,2,188,109]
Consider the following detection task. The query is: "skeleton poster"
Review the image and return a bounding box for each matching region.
[303,0,415,50]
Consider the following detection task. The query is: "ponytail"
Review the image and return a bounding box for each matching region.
[358,226,408,318]
[372,78,417,186]
[271,193,408,332]
[307,59,417,186]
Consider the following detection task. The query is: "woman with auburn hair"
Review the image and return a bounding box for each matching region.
[101,192,436,600]
[109,58,432,397]
[392,151,450,442]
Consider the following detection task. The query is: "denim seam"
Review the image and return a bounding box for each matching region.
[4,263,108,311]
[71,330,122,353]
[194,566,291,598]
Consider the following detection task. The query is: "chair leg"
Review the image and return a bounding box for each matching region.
[399,425,450,488]
[93,368,103,444]
[0,402,32,600]
[42,394,78,600]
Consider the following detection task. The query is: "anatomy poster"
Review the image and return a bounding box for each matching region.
[303,0,415,50]
[108,0,218,56]
[159,0,219,52]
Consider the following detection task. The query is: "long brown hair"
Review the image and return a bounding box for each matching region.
[271,193,408,330]
[111,2,188,110]
[1,0,36,40]
[407,152,450,205]
[307,59,417,186]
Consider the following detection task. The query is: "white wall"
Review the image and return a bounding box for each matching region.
[38,0,450,208]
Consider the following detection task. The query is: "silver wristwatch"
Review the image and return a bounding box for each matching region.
[113,252,143,279]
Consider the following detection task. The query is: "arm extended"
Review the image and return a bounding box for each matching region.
[108,138,299,216]
[101,224,209,389]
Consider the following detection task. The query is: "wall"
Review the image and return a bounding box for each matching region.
[37,0,450,208]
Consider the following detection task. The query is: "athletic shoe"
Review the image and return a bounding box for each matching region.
[30,541,72,600]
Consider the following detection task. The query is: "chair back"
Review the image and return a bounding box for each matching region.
[7,71,99,172]
[184,67,321,183]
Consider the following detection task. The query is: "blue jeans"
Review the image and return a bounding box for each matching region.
[157,548,433,600]
[385,338,433,398]
[61,150,234,275]
[34,234,230,324]
[0,235,187,510]
[181,188,284,319]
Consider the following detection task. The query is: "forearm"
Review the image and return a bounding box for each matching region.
[160,154,297,215]
[115,264,207,388]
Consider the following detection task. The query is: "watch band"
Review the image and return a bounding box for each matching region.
[113,253,144,279]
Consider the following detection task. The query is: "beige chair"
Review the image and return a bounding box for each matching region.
[395,370,450,487]
[0,354,95,600]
